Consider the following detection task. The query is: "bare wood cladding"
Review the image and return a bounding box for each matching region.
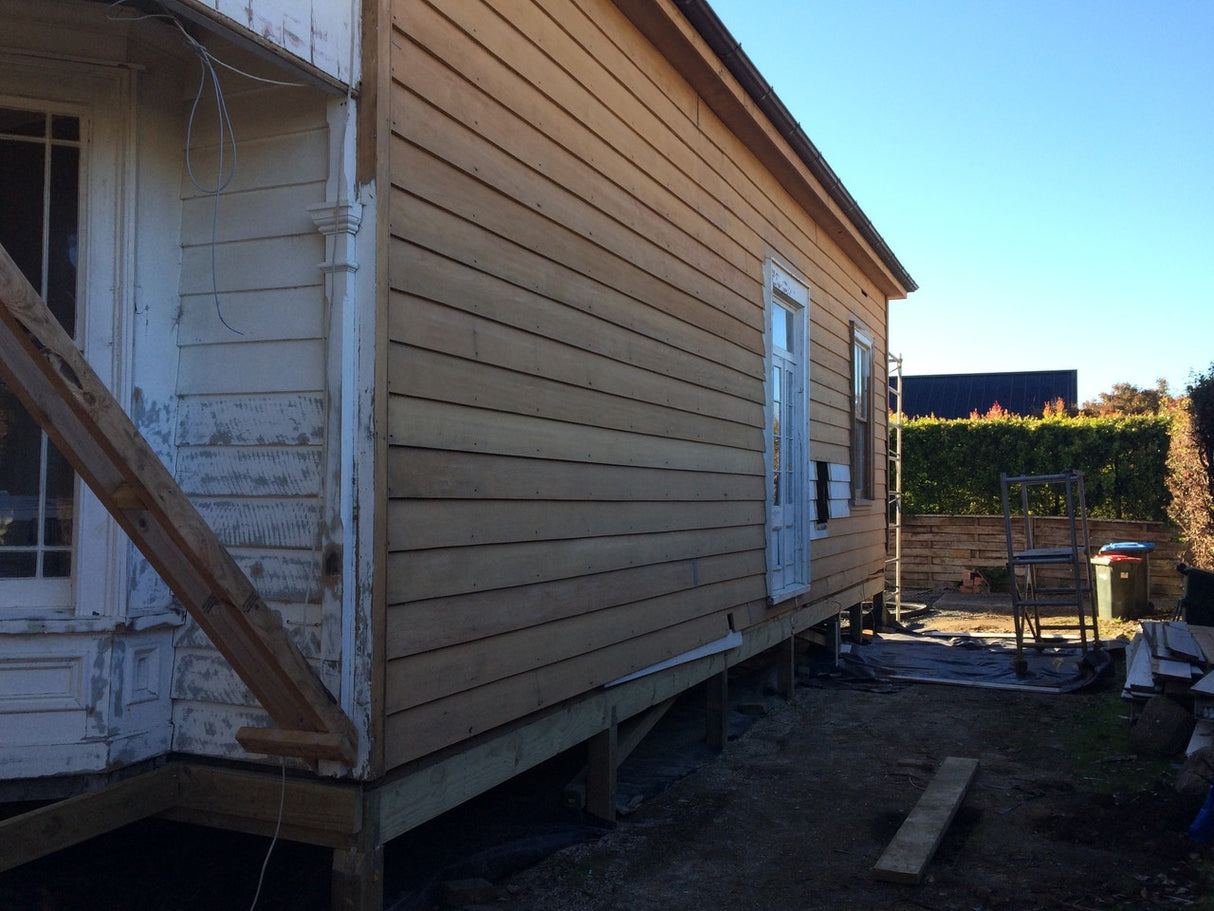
[384,0,889,768]
[169,78,331,753]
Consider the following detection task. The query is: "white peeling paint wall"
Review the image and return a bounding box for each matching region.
[181,0,359,86]
[167,44,337,762]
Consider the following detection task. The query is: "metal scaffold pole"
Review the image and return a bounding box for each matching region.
[887,353,904,623]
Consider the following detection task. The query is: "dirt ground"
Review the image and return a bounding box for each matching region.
[3,592,1212,911]
[488,592,1213,911]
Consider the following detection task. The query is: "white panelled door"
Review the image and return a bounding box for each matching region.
[765,263,810,600]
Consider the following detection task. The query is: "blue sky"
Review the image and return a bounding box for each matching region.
[709,0,1214,405]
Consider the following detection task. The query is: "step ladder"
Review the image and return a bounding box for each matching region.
[1001,471,1099,675]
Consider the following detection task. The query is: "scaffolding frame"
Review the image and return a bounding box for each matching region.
[1001,470,1099,674]
[887,353,904,622]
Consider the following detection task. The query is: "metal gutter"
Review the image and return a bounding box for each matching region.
[676,0,918,294]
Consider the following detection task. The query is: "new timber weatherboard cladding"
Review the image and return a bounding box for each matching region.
[380,0,900,771]
[1,0,917,905]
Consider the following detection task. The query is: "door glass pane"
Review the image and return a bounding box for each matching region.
[48,144,79,332]
[772,305,791,352]
[0,108,46,138]
[51,115,79,142]
[0,106,79,581]
[771,365,782,505]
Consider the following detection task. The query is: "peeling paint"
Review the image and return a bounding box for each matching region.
[130,386,175,456]
[177,394,325,446]
[177,446,323,497]
[110,639,125,718]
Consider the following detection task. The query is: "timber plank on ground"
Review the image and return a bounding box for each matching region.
[872,756,979,885]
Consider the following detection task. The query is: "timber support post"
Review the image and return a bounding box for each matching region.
[849,602,865,643]
[705,669,729,750]
[777,635,797,699]
[585,709,618,822]
[331,788,383,911]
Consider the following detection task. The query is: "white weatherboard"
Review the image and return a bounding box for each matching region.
[184,0,358,85]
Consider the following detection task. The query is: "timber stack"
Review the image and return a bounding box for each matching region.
[1123,620,1214,758]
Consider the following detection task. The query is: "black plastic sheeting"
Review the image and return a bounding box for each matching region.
[842,629,1114,692]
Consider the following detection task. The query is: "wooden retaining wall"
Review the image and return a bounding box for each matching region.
[890,515,1186,604]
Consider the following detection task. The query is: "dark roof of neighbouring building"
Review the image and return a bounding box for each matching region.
[894,370,1079,419]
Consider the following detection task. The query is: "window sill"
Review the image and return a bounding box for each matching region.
[0,610,185,635]
[767,581,813,606]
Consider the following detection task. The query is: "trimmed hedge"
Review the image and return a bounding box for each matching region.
[900,414,1171,521]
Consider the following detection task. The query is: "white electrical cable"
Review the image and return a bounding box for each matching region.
[107,0,308,335]
[247,756,287,911]
[99,9,320,907]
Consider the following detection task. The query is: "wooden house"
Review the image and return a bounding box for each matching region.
[0,0,915,906]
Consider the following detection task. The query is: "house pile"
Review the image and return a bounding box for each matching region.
[1123,620,1214,757]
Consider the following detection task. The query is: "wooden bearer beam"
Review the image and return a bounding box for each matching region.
[0,242,356,765]
[872,756,979,884]
[167,763,363,847]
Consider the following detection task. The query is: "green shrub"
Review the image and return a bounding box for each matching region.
[900,413,1171,520]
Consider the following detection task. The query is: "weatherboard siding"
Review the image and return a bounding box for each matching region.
[380,0,890,769]
[168,72,332,755]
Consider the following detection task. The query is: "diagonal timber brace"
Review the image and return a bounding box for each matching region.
[0,242,356,766]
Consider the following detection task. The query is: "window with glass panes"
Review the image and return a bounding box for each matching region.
[0,107,80,584]
[850,322,874,501]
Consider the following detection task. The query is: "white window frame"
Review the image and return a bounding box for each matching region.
[763,261,811,601]
[0,55,133,619]
[851,321,875,503]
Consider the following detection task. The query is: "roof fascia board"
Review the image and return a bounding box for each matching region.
[611,0,915,298]
[159,0,352,95]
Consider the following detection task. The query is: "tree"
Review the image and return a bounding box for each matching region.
[1164,365,1214,569]
[1081,378,1175,416]
[1167,399,1214,568]
[1188,364,1214,501]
